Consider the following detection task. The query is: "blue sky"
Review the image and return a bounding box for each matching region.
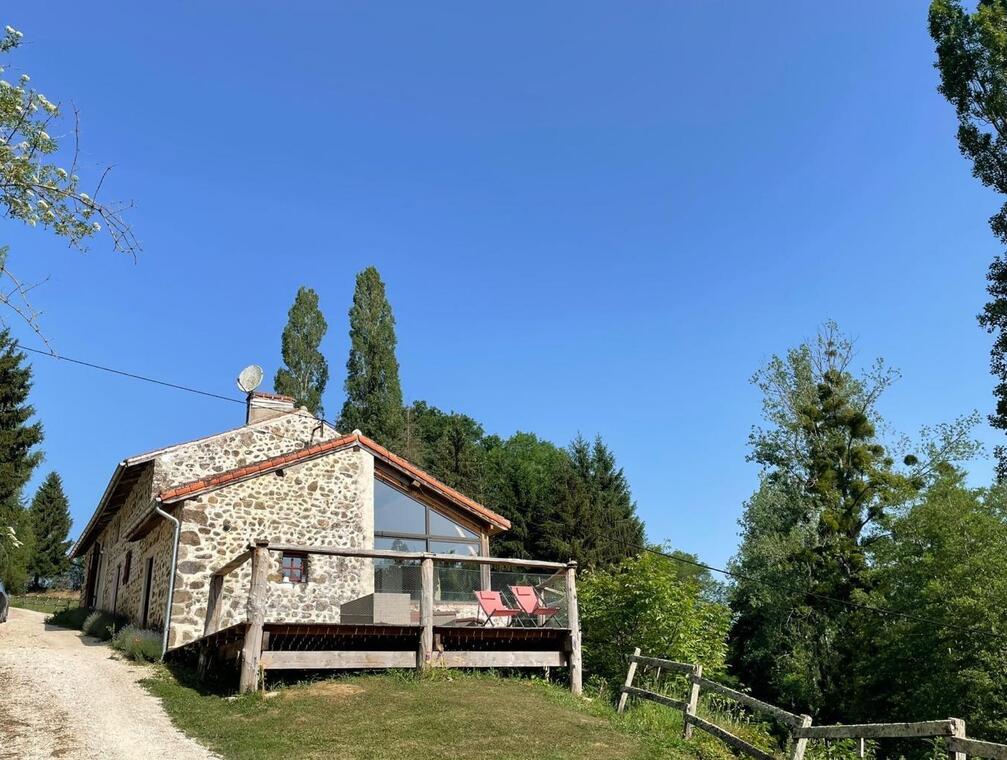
[3,2,1000,569]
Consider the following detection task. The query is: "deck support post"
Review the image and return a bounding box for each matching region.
[239,540,270,694]
[565,561,582,696]
[789,715,813,760]
[419,555,434,671]
[683,663,703,739]
[617,647,641,714]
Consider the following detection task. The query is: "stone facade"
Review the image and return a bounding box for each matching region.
[78,411,354,648]
[168,447,374,648]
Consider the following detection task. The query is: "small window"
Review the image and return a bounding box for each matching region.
[122,550,133,585]
[281,552,308,584]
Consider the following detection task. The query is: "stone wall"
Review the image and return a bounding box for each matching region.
[167,446,374,648]
[153,411,339,493]
[77,467,174,630]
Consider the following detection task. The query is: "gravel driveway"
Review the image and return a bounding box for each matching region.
[0,607,217,759]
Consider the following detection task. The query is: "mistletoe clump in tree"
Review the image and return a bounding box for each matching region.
[728,323,979,717]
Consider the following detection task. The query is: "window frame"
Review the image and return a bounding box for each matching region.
[280,551,309,584]
[373,476,482,554]
[122,550,133,585]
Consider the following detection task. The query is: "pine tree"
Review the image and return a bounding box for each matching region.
[538,435,645,567]
[338,267,405,449]
[0,329,43,592]
[27,471,71,588]
[274,286,329,416]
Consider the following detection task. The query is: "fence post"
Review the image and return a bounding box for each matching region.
[418,556,434,671]
[683,663,702,739]
[238,540,270,694]
[948,718,966,760]
[565,562,582,696]
[617,647,641,714]
[789,715,813,760]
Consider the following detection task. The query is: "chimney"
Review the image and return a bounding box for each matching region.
[246,391,297,424]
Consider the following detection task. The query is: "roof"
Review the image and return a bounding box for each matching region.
[157,432,512,532]
[69,409,334,558]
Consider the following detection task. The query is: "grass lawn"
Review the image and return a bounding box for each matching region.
[9,592,80,615]
[142,669,734,760]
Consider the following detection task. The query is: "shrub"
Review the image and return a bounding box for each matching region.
[111,624,162,662]
[80,609,127,641]
[46,605,93,630]
[579,551,731,690]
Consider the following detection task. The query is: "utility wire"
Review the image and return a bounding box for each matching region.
[605,537,1007,643]
[15,343,337,450]
[18,344,246,405]
[13,343,1007,642]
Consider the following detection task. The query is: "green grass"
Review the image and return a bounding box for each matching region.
[142,668,742,760]
[10,593,79,615]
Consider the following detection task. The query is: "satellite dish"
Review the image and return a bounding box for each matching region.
[237,364,264,394]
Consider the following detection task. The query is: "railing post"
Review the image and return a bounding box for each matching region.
[683,664,702,739]
[479,534,491,591]
[789,715,813,760]
[565,561,582,696]
[418,555,434,671]
[948,718,966,760]
[239,540,270,694]
[617,647,641,714]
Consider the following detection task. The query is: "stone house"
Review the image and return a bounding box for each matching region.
[69,392,511,651]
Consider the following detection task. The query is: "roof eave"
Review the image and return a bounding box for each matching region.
[68,461,127,559]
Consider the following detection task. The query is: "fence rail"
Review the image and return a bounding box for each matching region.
[618,648,1007,760]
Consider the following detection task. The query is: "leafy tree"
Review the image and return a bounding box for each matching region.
[848,471,1007,743]
[580,551,730,688]
[930,0,1007,478]
[728,324,979,716]
[0,328,43,589]
[27,471,71,588]
[274,286,329,416]
[538,435,645,567]
[338,267,405,450]
[0,24,137,336]
[428,413,486,498]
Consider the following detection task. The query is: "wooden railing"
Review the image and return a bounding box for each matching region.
[206,541,582,695]
[618,649,1007,760]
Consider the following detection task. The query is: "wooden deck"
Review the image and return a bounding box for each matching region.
[177,620,573,676]
[186,541,582,693]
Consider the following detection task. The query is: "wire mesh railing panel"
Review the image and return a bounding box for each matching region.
[368,559,569,628]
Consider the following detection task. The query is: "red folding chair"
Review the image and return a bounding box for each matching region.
[509,585,559,627]
[474,590,521,627]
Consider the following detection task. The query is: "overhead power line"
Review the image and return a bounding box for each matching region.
[14,342,1007,643]
[18,344,246,405]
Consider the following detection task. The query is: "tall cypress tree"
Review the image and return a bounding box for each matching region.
[274,286,329,416]
[338,267,405,449]
[0,329,43,591]
[27,471,71,589]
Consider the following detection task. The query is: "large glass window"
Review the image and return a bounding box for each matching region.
[373,478,482,600]
[374,479,481,552]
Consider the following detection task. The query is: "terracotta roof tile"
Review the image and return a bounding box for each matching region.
[156,433,511,530]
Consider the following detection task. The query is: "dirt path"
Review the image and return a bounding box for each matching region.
[0,607,217,760]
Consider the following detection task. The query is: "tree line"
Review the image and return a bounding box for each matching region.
[274,267,646,567]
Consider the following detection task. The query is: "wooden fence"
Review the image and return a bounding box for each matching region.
[618,648,1007,760]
